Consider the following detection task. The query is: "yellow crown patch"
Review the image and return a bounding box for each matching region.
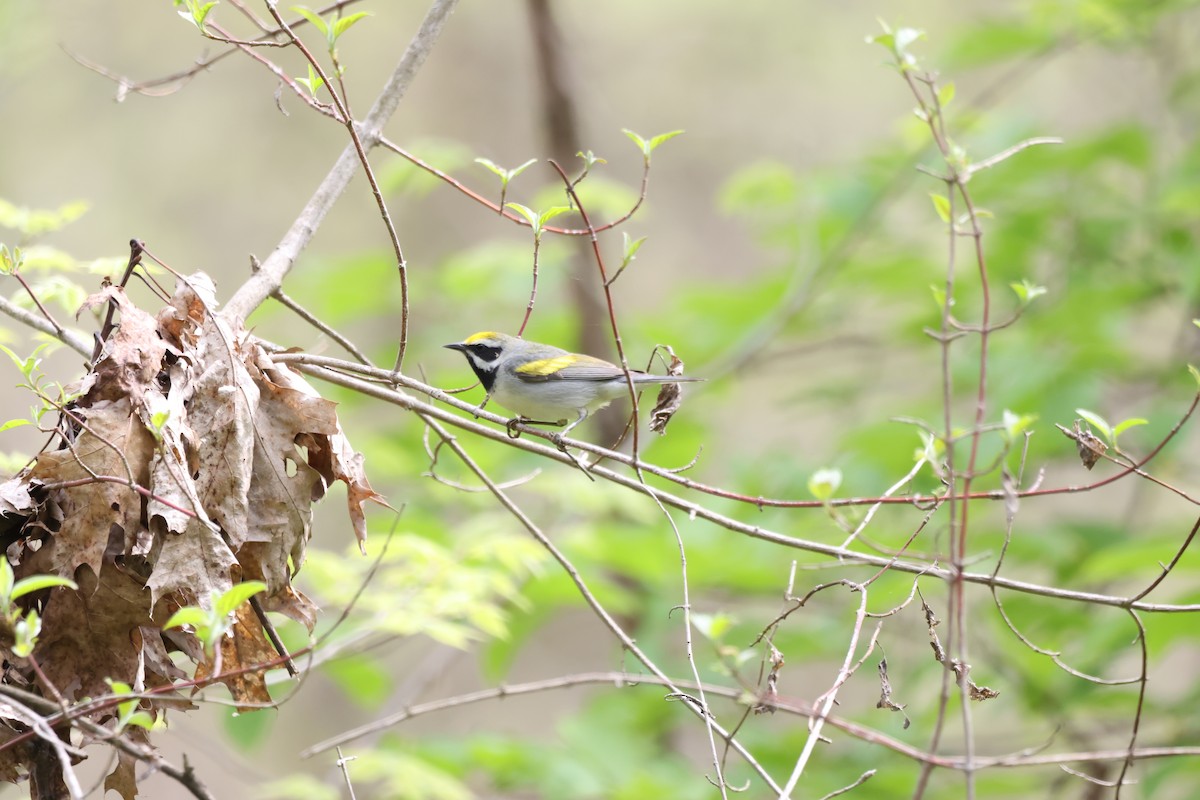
[463,331,502,344]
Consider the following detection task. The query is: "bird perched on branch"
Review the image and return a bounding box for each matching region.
[445,331,700,437]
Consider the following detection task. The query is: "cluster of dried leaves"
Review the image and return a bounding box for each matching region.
[0,273,382,796]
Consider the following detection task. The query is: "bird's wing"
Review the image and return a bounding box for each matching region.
[514,354,629,383]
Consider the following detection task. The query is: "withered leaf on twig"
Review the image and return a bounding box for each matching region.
[2,271,382,720]
[193,602,276,712]
[1058,419,1108,470]
[922,597,999,703]
[876,657,911,728]
[649,345,693,434]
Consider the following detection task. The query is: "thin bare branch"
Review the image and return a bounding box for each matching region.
[271,355,1200,614]
[222,0,459,323]
[0,294,91,356]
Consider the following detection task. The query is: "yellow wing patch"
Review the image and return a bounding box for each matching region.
[464,331,501,344]
[515,355,577,376]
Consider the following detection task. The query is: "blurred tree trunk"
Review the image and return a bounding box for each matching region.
[526,0,626,445]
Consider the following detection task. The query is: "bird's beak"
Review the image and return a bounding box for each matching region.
[443,342,466,352]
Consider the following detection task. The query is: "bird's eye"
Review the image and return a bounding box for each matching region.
[468,344,501,363]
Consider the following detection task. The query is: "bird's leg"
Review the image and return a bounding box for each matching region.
[560,409,588,436]
[472,393,493,419]
[505,415,570,440]
[549,410,588,451]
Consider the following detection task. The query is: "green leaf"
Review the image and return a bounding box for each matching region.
[0,419,30,433]
[290,6,328,36]
[929,192,951,222]
[0,560,14,609]
[623,233,647,263]
[474,157,505,178]
[12,609,40,657]
[866,32,895,50]
[504,202,538,228]
[0,343,40,381]
[1074,408,1112,442]
[0,245,19,274]
[623,129,684,159]
[1112,417,1148,445]
[866,19,894,50]
[937,81,956,108]
[576,149,606,170]
[692,612,736,642]
[508,158,538,180]
[807,468,842,501]
[947,141,970,172]
[475,157,536,187]
[916,430,944,463]
[296,64,325,97]
[537,206,572,226]
[1002,409,1037,439]
[10,575,76,602]
[1112,418,1148,436]
[622,129,647,153]
[123,711,156,730]
[181,0,218,31]
[164,607,212,631]
[0,200,88,238]
[331,12,370,39]
[1189,364,1200,387]
[646,130,684,152]
[930,284,948,311]
[216,580,268,617]
[1011,280,1048,304]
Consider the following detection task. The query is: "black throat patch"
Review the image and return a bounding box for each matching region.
[463,346,499,392]
[472,363,497,393]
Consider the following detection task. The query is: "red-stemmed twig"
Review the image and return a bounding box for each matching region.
[65,1,367,101]
[258,4,411,370]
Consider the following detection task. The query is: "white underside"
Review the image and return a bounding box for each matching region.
[488,376,630,422]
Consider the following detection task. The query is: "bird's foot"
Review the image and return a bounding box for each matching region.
[505,416,567,439]
[505,417,528,439]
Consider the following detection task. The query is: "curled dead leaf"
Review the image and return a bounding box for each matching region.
[4,270,382,727]
[649,345,692,435]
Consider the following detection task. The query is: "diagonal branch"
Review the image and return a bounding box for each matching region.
[0,294,91,357]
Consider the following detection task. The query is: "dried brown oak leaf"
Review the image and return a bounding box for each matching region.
[6,270,380,714]
[193,602,276,712]
[104,740,141,800]
[29,567,178,702]
[0,479,33,516]
[154,277,254,551]
[78,285,169,405]
[29,398,155,580]
[260,349,387,553]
